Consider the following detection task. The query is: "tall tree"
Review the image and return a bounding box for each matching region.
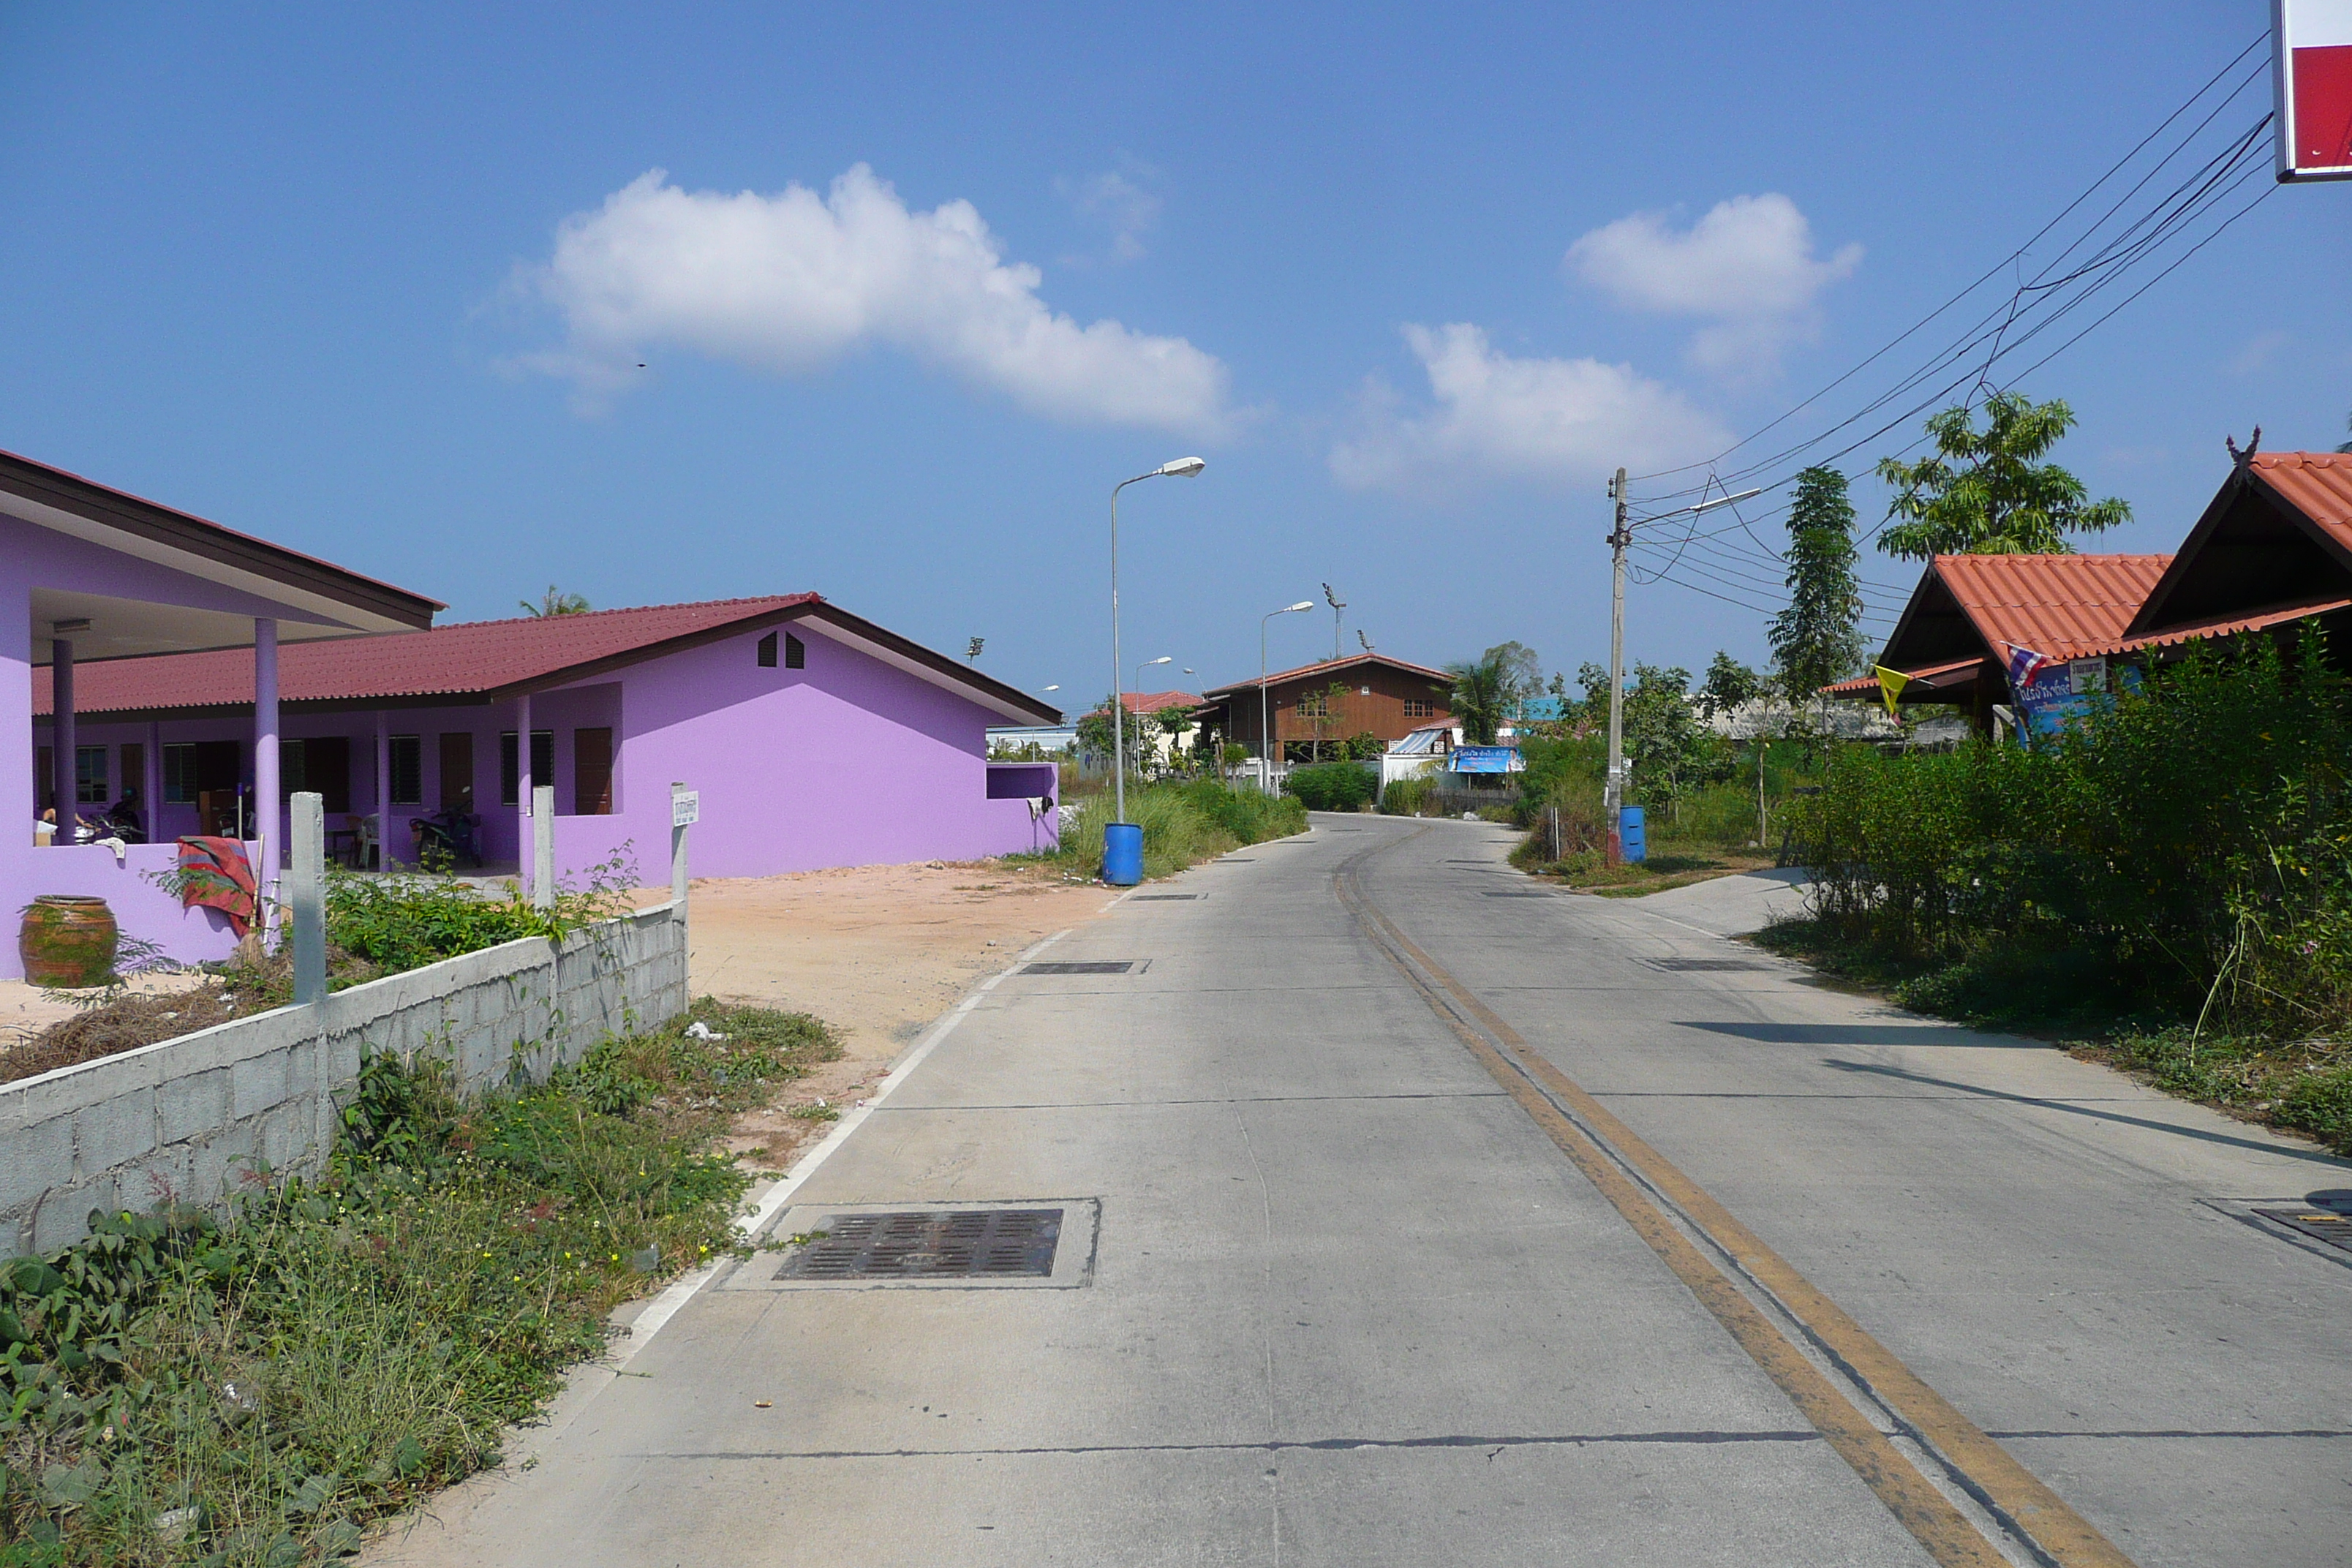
[1768,467,1867,720]
[1693,652,1764,725]
[1444,655,1512,745]
[1875,391,2130,559]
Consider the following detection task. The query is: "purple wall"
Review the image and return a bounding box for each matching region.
[4,513,360,981]
[34,619,1061,934]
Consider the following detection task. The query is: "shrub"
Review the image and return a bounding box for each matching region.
[1381,777,1435,816]
[1784,625,2352,1040]
[1047,780,1304,880]
[0,1000,834,1564]
[1284,762,1376,812]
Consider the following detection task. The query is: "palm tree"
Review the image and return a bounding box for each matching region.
[1445,655,1510,745]
[521,586,591,617]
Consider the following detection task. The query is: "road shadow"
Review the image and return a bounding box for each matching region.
[1680,1021,2046,1049]
[1825,1059,2352,1169]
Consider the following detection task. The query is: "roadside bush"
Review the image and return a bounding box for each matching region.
[1284,762,1376,813]
[1380,777,1435,816]
[0,998,834,1565]
[326,856,630,978]
[1786,627,2352,1039]
[1047,780,1305,881]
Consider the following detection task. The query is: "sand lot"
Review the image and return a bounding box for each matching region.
[647,860,1120,1167]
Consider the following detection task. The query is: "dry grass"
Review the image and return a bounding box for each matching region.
[0,984,255,1086]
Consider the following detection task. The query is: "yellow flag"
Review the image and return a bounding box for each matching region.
[1873,665,1910,717]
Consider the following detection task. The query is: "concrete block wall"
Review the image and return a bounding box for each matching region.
[0,902,687,1259]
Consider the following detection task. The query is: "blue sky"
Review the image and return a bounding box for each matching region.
[3,3,2343,708]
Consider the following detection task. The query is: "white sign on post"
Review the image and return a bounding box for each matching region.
[671,790,700,828]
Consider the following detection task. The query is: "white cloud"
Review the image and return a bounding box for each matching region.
[2228,329,2290,376]
[1057,168,1162,263]
[1329,323,1731,493]
[518,165,1228,432]
[1566,193,1861,375]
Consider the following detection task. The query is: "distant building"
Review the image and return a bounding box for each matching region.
[1079,690,1202,769]
[1197,653,1453,764]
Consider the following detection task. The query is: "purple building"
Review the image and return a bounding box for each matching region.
[12,449,1063,980]
[6,449,442,981]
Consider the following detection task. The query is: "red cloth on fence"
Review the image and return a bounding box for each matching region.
[176,836,257,937]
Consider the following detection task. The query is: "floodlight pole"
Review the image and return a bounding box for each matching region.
[1605,467,1629,864]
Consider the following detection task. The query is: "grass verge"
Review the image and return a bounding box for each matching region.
[1019,780,1306,882]
[0,997,837,1566]
[1509,835,1774,897]
[1751,915,2352,1158]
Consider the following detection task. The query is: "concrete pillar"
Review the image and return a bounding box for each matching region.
[254,619,279,899]
[532,783,555,910]
[49,638,74,843]
[372,709,390,869]
[515,691,532,894]
[290,792,325,1005]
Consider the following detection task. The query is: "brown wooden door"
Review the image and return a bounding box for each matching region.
[438,733,475,813]
[306,736,351,813]
[573,727,613,815]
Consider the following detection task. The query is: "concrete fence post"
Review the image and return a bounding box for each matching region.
[532,784,555,911]
[290,792,325,1006]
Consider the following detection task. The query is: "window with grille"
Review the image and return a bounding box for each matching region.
[388,736,423,805]
[785,632,806,669]
[75,746,108,804]
[1403,697,1440,718]
[499,731,556,806]
[1295,693,1328,717]
[758,630,778,667]
[163,744,197,803]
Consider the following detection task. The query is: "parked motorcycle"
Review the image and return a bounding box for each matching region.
[408,807,483,868]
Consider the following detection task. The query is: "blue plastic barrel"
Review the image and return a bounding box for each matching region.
[1103,822,1145,886]
[1618,806,1647,864]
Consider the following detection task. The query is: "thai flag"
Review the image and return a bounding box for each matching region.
[2004,642,2055,690]
[2279,0,2352,178]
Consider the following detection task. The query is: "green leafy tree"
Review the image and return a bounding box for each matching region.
[1075,697,1148,772]
[1623,664,1728,818]
[1446,656,1512,745]
[1769,467,1868,721]
[1155,704,1197,773]
[1876,392,2130,559]
[520,586,591,617]
[1482,641,1544,712]
[1694,652,1764,725]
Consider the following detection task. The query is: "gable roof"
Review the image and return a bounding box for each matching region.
[37,595,1063,725]
[2,448,441,655]
[1199,651,1452,701]
[1096,690,1203,717]
[1877,554,2172,672]
[2125,451,2352,637]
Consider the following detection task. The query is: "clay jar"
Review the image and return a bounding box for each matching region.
[19,895,119,988]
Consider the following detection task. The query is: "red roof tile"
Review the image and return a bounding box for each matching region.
[41,596,821,715]
[2250,451,2352,554]
[2078,597,2352,659]
[1929,554,2172,660]
[1824,656,1983,696]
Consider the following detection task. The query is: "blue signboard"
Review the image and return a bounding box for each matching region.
[1448,745,1524,774]
[2012,657,2139,742]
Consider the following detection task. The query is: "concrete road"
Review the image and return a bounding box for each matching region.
[375,814,2352,1568]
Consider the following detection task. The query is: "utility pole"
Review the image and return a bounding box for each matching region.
[1604,467,1629,864]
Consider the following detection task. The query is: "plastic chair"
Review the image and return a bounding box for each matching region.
[358,813,381,870]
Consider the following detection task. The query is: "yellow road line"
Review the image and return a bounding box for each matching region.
[1335,849,2137,1568]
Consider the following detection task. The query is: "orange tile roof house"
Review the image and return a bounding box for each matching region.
[1836,449,2352,728]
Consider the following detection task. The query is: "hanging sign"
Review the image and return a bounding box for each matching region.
[2276,0,2352,181]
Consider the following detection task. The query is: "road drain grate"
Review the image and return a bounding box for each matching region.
[2255,1208,2352,1253]
[1130,894,1199,900]
[779,1209,1063,1280]
[1647,958,1771,971]
[1022,960,1136,975]
[1483,890,1555,898]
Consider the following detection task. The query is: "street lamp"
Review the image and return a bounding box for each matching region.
[1260,600,1315,792]
[1109,457,1206,846]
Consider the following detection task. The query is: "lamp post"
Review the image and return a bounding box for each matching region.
[1109,456,1205,834]
[1260,600,1315,792]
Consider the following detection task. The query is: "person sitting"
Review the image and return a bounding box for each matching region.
[103,788,145,842]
